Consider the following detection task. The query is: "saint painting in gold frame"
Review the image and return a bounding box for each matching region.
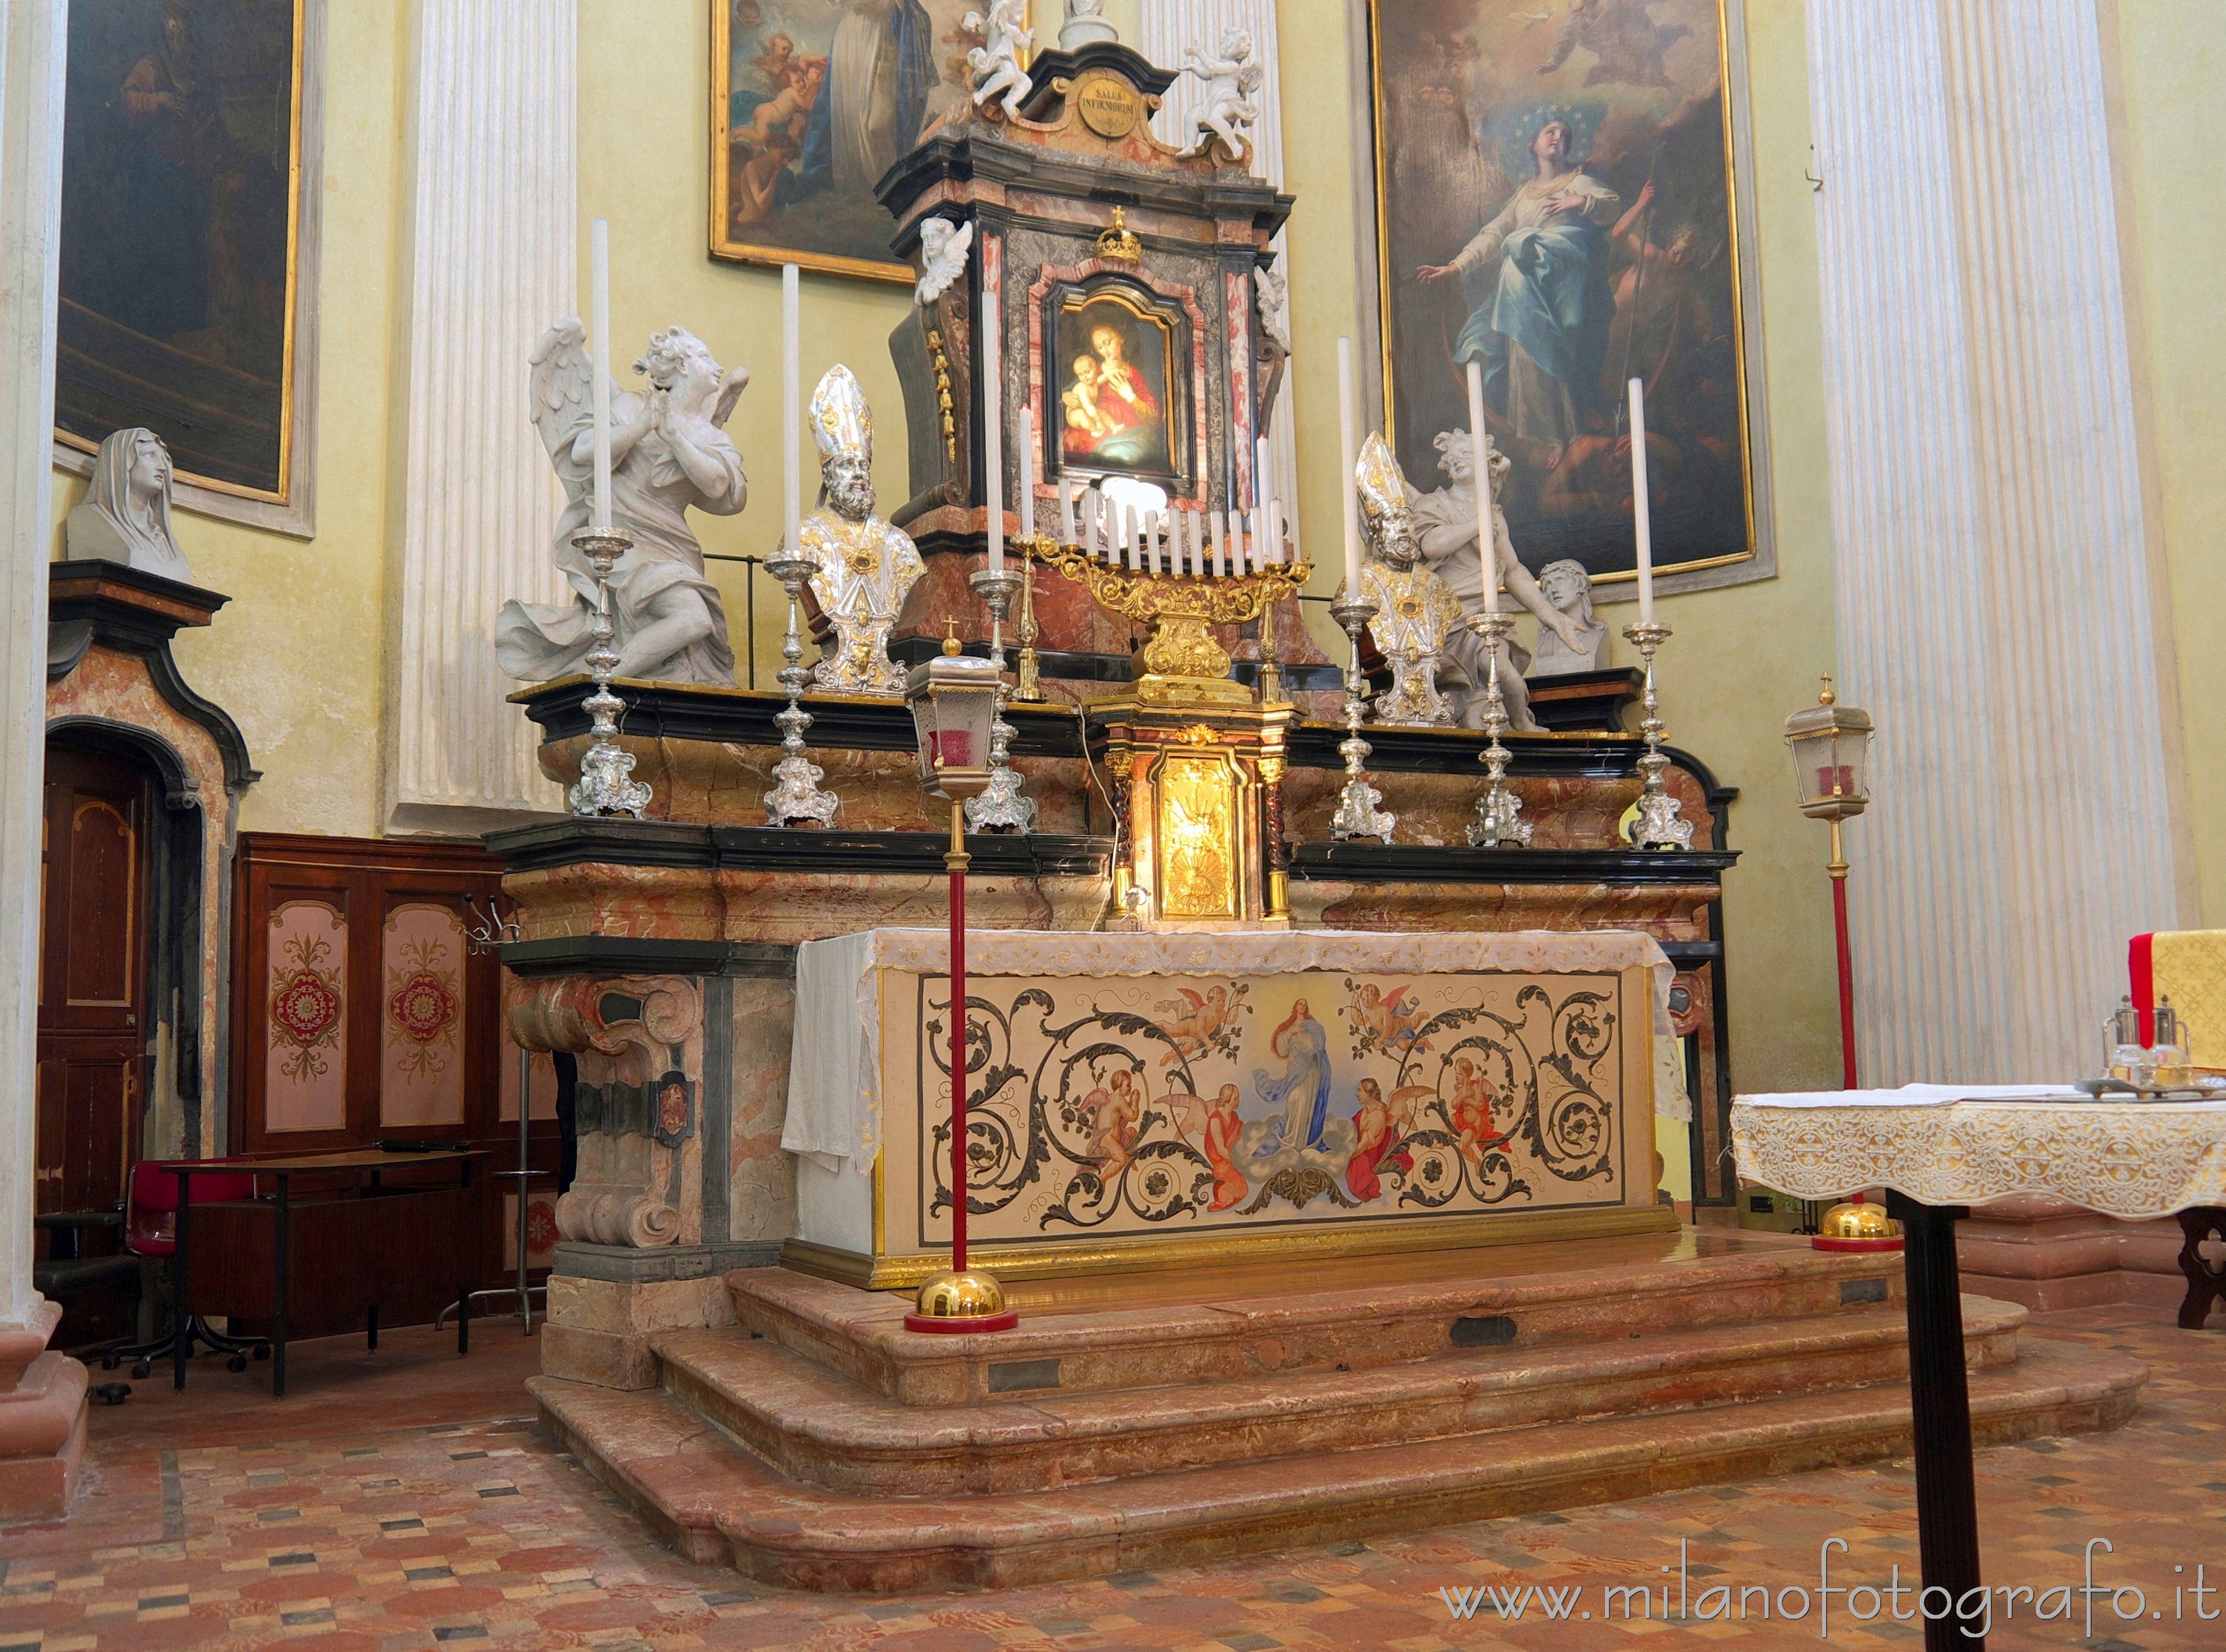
[1366,0,1771,593]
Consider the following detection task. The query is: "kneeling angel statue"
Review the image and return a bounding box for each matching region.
[497,321,747,688]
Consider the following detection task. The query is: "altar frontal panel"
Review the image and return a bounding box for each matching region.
[876,960,1660,1278]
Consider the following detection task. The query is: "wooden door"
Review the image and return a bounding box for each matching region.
[36,744,152,1215]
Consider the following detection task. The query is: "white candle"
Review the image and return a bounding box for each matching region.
[1146,511,1163,575]
[1267,499,1284,565]
[1254,434,1271,523]
[1209,508,1228,578]
[1059,477,1075,546]
[1188,509,1204,577]
[1087,492,1102,561]
[1017,406,1035,542]
[1337,337,1361,597]
[1466,359,1493,613]
[983,285,1004,572]
[1629,377,1654,624]
[783,264,800,555]
[591,218,612,531]
[1125,505,1140,571]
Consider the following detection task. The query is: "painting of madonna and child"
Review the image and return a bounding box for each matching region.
[1372,0,1757,586]
[1054,292,1182,486]
[888,967,1653,1256]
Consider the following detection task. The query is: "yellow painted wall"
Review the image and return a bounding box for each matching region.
[2106,0,2226,924]
[49,1,411,841]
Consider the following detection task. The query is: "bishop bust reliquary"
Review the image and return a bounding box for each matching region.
[1350,433,1462,728]
[801,365,923,697]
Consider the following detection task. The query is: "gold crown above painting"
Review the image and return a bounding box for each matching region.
[879,41,1294,669]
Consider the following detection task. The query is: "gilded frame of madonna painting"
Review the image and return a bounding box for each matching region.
[710,0,977,283]
[1364,0,1773,594]
[1047,281,1188,492]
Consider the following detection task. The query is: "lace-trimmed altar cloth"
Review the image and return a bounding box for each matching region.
[1733,1086,2226,1220]
[783,927,1677,1176]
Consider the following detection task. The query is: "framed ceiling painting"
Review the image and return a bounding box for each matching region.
[1365,0,1773,595]
[52,0,324,537]
[711,0,978,283]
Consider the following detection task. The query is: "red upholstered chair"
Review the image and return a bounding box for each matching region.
[97,1160,271,1380]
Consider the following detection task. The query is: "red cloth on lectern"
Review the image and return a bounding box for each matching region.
[2130,933,2156,1046]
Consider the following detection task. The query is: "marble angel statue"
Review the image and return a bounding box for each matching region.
[915,217,973,306]
[496,321,747,687]
[1178,29,1262,161]
[64,428,192,581]
[964,0,1033,121]
[1408,425,1592,732]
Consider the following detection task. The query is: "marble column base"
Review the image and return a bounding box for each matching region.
[1958,1196,2189,1313]
[0,1303,90,1526]
[540,1246,777,1391]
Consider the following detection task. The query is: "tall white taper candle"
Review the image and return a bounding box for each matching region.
[983,285,1004,572]
[591,218,612,531]
[1253,435,1272,562]
[1466,360,1493,613]
[1337,338,1362,596]
[1629,377,1654,625]
[782,265,800,554]
[1018,407,1035,541]
[1059,477,1074,545]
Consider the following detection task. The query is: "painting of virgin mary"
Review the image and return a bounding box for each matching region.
[1054,296,1176,479]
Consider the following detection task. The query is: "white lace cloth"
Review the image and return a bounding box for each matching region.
[1733,1089,2226,1218]
[783,927,1677,1175]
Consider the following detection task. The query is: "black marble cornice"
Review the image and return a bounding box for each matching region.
[1289,841,1739,887]
[485,815,1116,882]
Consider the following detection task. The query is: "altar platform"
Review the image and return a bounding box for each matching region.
[528,1228,2142,1593]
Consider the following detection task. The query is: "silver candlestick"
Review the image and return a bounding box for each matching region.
[1621,619,1694,850]
[568,527,653,819]
[964,566,1037,832]
[1329,594,1395,842]
[763,552,840,827]
[1465,610,1530,847]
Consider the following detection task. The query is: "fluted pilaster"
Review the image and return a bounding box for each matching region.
[390,0,576,826]
[1809,0,2179,1083]
[1141,0,1297,555]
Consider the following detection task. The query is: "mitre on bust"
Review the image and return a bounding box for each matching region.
[800,365,923,697]
[65,428,193,581]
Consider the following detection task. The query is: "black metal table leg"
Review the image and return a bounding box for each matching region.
[172,1168,192,1391]
[367,1303,378,1350]
[272,1174,291,1398]
[1888,1192,1984,1651]
[456,1285,469,1356]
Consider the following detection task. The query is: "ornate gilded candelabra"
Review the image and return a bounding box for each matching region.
[1329,594,1395,842]
[762,551,841,827]
[1621,620,1693,849]
[1012,536,1044,704]
[1033,539,1309,702]
[1465,610,1529,847]
[964,565,1036,831]
[567,528,653,818]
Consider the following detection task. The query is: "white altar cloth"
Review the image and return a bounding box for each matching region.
[1733,1089,2226,1219]
[784,927,1677,1176]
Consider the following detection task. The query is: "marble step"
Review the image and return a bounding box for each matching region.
[531,1333,2145,1594]
[653,1296,2027,1498]
[728,1234,1907,1406]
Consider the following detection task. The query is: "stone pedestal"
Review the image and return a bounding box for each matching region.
[1958,1196,2189,1313]
[0,1301,89,1525]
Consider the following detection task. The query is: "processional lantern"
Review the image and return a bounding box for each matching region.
[1784,675,1897,1252]
[901,633,1019,1332]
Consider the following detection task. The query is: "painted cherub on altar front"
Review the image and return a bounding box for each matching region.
[497,321,745,687]
[799,365,923,697]
[1347,432,1467,727]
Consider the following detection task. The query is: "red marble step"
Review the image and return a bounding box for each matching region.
[653,1296,2027,1498]
[729,1232,1907,1406]
[531,1334,2144,1594]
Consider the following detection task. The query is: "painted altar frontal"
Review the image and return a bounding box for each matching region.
[783,929,1674,1287]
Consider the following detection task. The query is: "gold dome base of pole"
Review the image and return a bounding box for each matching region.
[903,1268,1020,1334]
[1812,1197,1904,1253]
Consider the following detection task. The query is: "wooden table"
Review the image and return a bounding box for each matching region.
[1732,1090,2226,1652]
[161,1149,486,1397]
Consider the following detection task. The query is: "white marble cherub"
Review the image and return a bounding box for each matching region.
[914,218,974,306]
[1408,425,1590,732]
[964,0,1034,121]
[1178,29,1263,161]
[65,428,192,581]
[496,320,747,687]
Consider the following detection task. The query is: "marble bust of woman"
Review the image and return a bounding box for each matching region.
[64,428,193,581]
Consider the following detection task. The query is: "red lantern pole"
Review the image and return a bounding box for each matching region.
[1831,818,1858,1091]
[948,799,969,1274]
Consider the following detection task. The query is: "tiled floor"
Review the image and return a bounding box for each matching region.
[1,1307,2218,1651]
